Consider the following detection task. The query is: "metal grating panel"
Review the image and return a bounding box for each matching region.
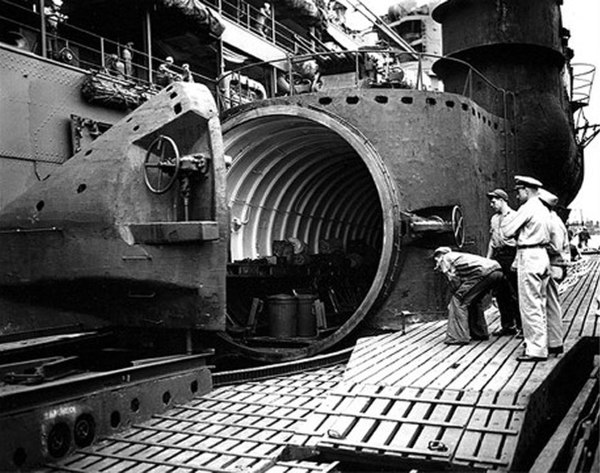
[46,365,344,472]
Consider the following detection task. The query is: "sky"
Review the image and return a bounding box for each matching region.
[356,0,600,223]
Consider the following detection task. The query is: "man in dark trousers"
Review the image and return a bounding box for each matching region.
[485,188,521,336]
[434,247,505,345]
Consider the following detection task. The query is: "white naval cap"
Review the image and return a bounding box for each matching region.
[538,188,558,207]
[514,175,543,189]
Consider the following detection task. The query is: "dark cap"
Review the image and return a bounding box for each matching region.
[486,188,509,201]
[514,175,543,189]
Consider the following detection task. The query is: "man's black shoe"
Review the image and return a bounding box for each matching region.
[516,355,547,362]
[493,328,517,336]
[472,336,489,341]
[549,346,564,355]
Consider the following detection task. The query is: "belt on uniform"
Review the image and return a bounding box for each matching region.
[516,243,548,249]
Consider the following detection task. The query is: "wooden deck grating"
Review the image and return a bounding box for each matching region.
[46,256,600,472]
[303,256,600,470]
[47,365,343,473]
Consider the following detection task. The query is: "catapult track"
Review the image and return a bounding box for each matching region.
[43,256,600,473]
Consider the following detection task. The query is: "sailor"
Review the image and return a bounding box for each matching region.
[181,63,194,83]
[433,247,504,345]
[485,188,521,336]
[255,2,271,37]
[501,175,551,362]
[106,53,125,78]
[538,189,570,356]
[122,42,133,77]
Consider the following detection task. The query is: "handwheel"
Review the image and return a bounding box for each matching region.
[143,135,180,194]
[451,205,465,248]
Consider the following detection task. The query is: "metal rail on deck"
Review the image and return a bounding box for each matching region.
[213,346,352,386]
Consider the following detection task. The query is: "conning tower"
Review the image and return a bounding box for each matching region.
[432,0,582,203]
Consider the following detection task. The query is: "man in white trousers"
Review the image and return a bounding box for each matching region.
[501,176,551,362]
[538,188,571,356]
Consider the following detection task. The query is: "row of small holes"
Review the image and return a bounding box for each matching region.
[110,87,183,136]
[34,184,87,212]
[109,379,199,429]
[317,95,500,130]
[12,379,199,466]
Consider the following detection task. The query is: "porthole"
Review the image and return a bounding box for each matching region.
[110,410,121,428]
[47,422,71,458]
[73,414,95,448]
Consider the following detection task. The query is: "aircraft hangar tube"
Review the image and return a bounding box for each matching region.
[221,105,402,362]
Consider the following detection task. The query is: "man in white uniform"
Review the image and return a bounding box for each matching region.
[501,176,551,362]
[538,189,570,356]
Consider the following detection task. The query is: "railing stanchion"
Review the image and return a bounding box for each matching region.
[355,51,359,87]
[416,54,422,90]
[287,55,294,96]
[39,0,47,58]
[100,37,105,69]
[469,69,473,99]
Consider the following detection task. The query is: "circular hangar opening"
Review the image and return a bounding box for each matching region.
[222,105,400,361]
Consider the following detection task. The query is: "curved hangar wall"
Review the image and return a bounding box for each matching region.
[222,88,507,338]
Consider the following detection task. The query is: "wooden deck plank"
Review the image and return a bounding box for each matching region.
[343,323,446,385]
[466,337,523,392]
[476,395,513,465]
[97,459,139,473]
[379,386,430,452]
[321,384,374,442]
[404,338,505,389]
[339,384,395,446]
[409,388,454,453]
[349,333,446,387]
[452,391,495,466]
[480,340,527,393]
[344,385,397,451]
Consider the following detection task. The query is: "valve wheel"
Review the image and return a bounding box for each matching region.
[143,135,180,194]
[452,205,465,248]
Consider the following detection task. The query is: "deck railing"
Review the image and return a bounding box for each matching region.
[205,0,329,56]
[217,48,516,118]
[0,0,216,88]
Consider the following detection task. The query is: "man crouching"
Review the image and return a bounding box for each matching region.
[433,247,505,345]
